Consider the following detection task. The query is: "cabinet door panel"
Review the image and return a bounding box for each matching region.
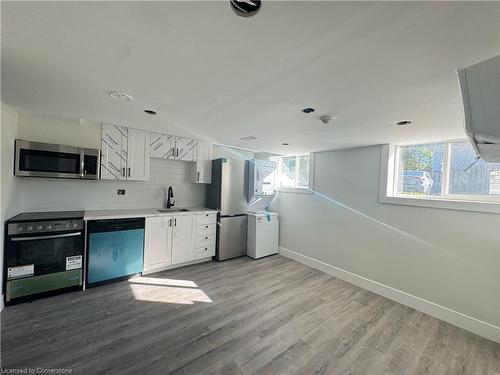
[191,141,212,183]
[101,124,127,180]
[151,133,176,159]
[176,137,197,161]
[171,215,195,264]
[144,217,172,270]
[128,129,150,180]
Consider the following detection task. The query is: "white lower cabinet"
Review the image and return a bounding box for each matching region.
[171,215,195,265]
[143,212,217,273]
[144,217,172,273]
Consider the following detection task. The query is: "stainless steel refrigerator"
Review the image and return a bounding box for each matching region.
[206,158,248,261]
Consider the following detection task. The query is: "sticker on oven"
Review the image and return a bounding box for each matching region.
[66,255,82,270]
[8,264,34,279]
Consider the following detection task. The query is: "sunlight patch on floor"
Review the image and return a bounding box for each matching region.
[129,277,198,288]
[128,277,212,304]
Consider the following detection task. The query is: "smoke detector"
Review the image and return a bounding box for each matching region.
[108,91,133,102]
[230,0,261,17]
[319,115,333,125]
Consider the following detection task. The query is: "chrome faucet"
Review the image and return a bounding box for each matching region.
[166,186,175,209]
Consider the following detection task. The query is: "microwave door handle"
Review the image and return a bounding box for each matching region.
[80,151,85,178]
[11,232,82,242]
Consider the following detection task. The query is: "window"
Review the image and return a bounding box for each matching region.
[380,140,500,213]
[396,142,444,197]
[272,154,313,191]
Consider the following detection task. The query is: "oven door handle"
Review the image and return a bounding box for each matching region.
[11,232,82,242]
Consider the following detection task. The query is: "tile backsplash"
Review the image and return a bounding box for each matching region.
[20,158,205,212]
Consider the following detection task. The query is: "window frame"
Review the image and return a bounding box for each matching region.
[274,153,315,194]
[379,141,500,214]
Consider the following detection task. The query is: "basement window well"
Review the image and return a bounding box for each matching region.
[379,140,500,213]
[271,153,314,193]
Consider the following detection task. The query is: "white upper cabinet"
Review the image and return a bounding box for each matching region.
[101,124,150,180]
[150,132,177,159]
[150,133,197,162]
[127,128,150,181]
[176,137,198,161]
[101,124,128,180]
[191,141,213,184]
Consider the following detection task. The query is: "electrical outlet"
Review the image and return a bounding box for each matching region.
[117,189,126,195]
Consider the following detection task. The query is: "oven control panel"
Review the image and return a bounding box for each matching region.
[7,220,84,235]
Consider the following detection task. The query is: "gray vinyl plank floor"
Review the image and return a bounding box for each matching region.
[1,255,499,374]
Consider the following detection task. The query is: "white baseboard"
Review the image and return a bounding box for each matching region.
[142,257,213,275]
[279,246,500,344]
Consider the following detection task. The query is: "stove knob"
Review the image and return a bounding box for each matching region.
[66,223,70,229]
[17,226,23,232]
[72,223,78,228]
[26,226,33,231]
[36,226,43,231]
[46,225,52,230]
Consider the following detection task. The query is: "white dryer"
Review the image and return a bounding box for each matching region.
[247,211,279,259]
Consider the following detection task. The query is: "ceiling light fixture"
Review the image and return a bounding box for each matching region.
[302,107,315,114]
[396,120,412,126]
[144,109,157,115]
[108,91,133,102]
[230,0,262,17]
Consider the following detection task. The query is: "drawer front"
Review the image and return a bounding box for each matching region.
[196,223,216,236]
[196,245,215,259]
[197,213,217,225]
[196,234,216,248]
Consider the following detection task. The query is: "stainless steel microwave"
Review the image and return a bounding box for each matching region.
[14,139,100,179]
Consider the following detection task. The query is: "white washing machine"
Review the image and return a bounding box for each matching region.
[247,211,279,259]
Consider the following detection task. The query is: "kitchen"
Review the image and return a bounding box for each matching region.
[3,109,280,303]
[1,1,500,374]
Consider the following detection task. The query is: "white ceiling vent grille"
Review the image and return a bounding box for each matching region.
[240,136,258,141]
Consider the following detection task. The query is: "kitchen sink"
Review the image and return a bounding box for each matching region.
[157,208,190,213]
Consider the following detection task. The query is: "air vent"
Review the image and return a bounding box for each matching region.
[240,136,258,141]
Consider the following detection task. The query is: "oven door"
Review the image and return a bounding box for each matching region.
[6,231,84,279]
[15,139,83,179]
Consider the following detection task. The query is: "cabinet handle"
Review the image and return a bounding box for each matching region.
[128,168,130,177]
[205,236,208,240]
[122,167,125,177]
[176,148,179,158]
[197,171,200,182]
[205,225,208,228]
[169,219,172,227]
[174,218,177,226]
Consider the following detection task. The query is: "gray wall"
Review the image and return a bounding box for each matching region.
[271,145,500,337]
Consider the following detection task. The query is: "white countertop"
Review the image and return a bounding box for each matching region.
[84,207,217,221]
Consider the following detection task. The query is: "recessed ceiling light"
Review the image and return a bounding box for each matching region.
[144,109,157,115]
[281,142,289,146]
[240,136,258,141]
[108,91,133,102]
[302,107,315,114]
[396,120,412,126]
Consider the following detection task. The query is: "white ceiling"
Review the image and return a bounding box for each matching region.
[2,1,499,155]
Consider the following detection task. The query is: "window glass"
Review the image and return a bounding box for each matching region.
[279,156,296,187]
[274,155,310,189]
[448,141,500,196]
[396,142,444,196]
[297,155,309,188]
